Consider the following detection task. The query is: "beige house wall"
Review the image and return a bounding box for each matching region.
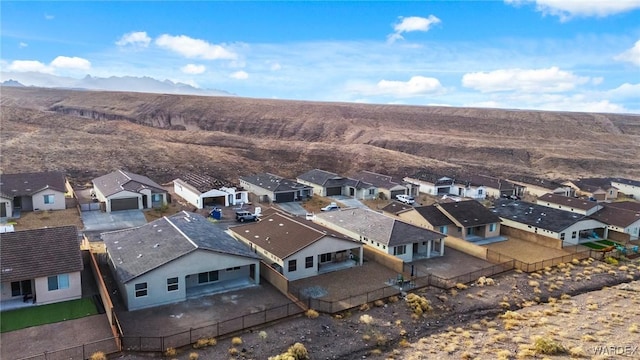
[33,271,82,305]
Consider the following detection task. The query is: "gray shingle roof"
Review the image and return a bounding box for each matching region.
[407,170,453,186]
[537,193,600,211]
[241,173,312,193]
[93,169,166,197]
[492,199,590,232]
[352,171,405,190]
[0,171,66,198]
[414,205,455,227]
[102,211,259,283]
[0,226,82,283]
[611,178,640,187]
[298,169,373,190]
[437,200,501,227]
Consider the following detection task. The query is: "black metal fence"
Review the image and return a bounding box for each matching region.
[16,337,119,360]
[289,284,401,314]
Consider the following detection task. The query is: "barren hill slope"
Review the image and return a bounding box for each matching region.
[1,87,638,184]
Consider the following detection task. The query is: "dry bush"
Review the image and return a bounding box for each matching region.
[581,334,596,342]
[398,338,410,347]
[359,303,370,311]
[89,352,106,360]
[449,289,458,297]
[369,349,382,356]
[533,336,566,355]
[359,314,374,325]
[587,303,599,311]
[629,324,639,333]
[258,331,267,341]
[189,352,199,360]
[528,280,540,287]
[569,346,586,357]
[305,309,319,319]
[231,337,243,346]
[455,283,468,290]
[496,349,511,360]
[388,295,400,303]
[375,333,387,346]
[164,347,178,357]
[362,334,371,341]
[374,299,385,307]
[228,347,238,356]
[406,293,432,316]
[268,342,310,360]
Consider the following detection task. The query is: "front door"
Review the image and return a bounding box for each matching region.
[413,243,418,254]
[13,197,22,209]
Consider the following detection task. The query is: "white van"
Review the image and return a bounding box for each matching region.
[396,194,416,205]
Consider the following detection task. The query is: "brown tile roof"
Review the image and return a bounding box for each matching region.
[436,200,500,227]
[414,205,455,227]
[0,171,66,198]
[0,226,82,283]
[230,213,354,259]
[606,201,640,212]
[537,193,600,211]
[591,205,640,228]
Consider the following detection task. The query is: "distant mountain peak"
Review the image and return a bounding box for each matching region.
[1,79,25,87]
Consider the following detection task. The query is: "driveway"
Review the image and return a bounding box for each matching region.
[275,202,308,216]
[329,195,368,209]
[81,209,147,232]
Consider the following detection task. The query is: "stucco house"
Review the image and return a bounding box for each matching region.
[173,173,248,209]
[102,211,260,311]
[403,171,487,200]
[239,173,313,203]
[434,200,502,242]
[460,174,524,199]
[507,176,574,198]
[229,212,363,281]
[1,226,83,310]
[390,205,459,237]
[92,169,167,212]
[297,169,378,200]
[351,170,413,200]
[536,193,602,216]
[314,208,445,262]
[492,198,608,246]
[0,171,69,218]
[563,178,618,202]
[590,203,640,242]
[611,178,640,200]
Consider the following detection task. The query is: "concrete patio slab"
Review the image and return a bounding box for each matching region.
[81,209,147,232]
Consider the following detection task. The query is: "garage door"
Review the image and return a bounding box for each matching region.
[390,190,406,199]
[275,192,295,203]
[110,197,139,211]
[326,187,342,196]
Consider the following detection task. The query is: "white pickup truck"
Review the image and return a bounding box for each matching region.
[395,194,416,205]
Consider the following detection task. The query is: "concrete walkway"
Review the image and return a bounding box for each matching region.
[329,195,368,209]
[275,202,308,216]
[81,209,147,231]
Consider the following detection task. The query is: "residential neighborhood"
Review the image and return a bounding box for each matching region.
[1,167,639,359]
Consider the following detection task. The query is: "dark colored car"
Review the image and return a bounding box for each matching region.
[235,210,258,222]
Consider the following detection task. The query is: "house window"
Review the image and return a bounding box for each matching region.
[572,231,577,239]
[320,253,332,263]
[198,271,219,284]
[288,259,297,272]
[167,277,178,292]
[135,282,148,297]
[478,189,483,195]
[47,274,69,291]
[394,245,407,256]
[43,194,55,204]
[466,228,473,235]
[489,223,497,232]
[368,189,375,195]
[11,280,31,297]
[236,193,243,200]
[152,194,162,202]
[226,266,241,271]
[439,226,448,235]
[305,256,313,269]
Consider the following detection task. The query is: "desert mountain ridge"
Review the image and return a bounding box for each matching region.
[1,86,639,185]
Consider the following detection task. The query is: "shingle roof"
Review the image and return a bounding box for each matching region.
[241,173,312,193]
[102,211,259,283]
[0,226,82,283]
[407,170,453,186]
[352,171,405,190]
[537,193,600,211]
[606,201,640,212]
[315,208,443,247]
[458,174,516,191]
[177,173,230,193]
[611,178,640,187]
[230,213,356,259]
[0,171,66,198]
[380,201,414,215]
[93,169,166,197]
[297,169,373,190]
[492,199,591,232]
[590,205,640,228]
[436,200,500,227]
[414,205,455,227]
[507,175,566,190]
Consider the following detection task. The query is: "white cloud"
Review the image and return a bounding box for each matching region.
[181,64,206,74]
[387,15,441,43]
[19,42,28,48]
[614,40,640,66]
[7,60,53,73]
[230,70,249,79]
[606,83,640,99]
[462,67,589,93]
[50,56,91,70]
[506,0,640,21]
[270,62,282,71]
[116,31,151,48]
[155,34,237,60]
[349,76,444,97]
[44,13,54,20]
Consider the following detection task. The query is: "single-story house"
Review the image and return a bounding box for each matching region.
[380,201,415,217]
[0,171,70,218]
[590,204,640,242]
[563,178,618,202]
[173,173,248,208]
[102,211,260,311]
[351,170,413,200]
[403,171,487,200]
[393,205,459,238]
[92,169,167,212]
[314,208,445,262]
[434,200,501,242]
[239,173,313,203]
[536,193,602,216]
[460,174,524,198]
[297,169,378,200]
[1,226,83,310]
[492,198,608,246]
[611,178,640,200]
[229,212,363,281]
[507,176,574,198]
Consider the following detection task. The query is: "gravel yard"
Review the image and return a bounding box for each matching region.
[485,236,571,263]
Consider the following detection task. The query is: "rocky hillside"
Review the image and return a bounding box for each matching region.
[1,87,638,184]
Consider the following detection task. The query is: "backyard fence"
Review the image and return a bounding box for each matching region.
[289,284,401,314]
[16,337,119,360]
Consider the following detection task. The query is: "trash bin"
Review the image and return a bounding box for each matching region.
[210,208,222,220]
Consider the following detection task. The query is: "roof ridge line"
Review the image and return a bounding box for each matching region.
[166,211,199,249]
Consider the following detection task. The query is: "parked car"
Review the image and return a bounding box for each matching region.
[305,213,315,220]
[396,194,416,205]
[235,210,258,222]
[321,202,340,211]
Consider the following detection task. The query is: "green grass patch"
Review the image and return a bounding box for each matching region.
[581,242,605,250]
[596,240,621,247]
[1,297,98,333]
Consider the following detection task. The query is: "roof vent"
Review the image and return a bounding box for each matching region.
[117,246,122,250]
[279,223,284,226]
[137,254,143,258]
[254,235,259,238]
[153,243,160,248]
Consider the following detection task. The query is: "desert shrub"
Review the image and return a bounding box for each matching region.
[375,333,387,346]
[359,314,374,325]
[533,336,566,355]
[587,303,599,310]
[581,334,596,342]
[388,295,400,303]
[629,324,639,333]
[228,347,238,356]
[189,352,199,360]
[374,299,385,307]
[362,334,371,341]
[528,280,540,287]
[605,257,619,265]
[369,349,382,356]
[193,338,209,349]
[359,303,370,311]
[89,352,107,360]
[258,331,267,341]
[269,343,310,360]
[450,288,458,297]
[164,347,178,357]
[500,301,511,309]
[305,309,319,319]
[231,337,243,346]
[406,293,432,316]
[455,282,468,290]
[399,338,410,347]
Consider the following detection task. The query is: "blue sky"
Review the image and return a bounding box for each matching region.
[2,1,640,113]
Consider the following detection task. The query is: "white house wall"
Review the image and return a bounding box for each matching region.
[561,219,608,245]
[611,182,640,200]
[174,181,206,209]
[606,219,640,241]
[1,196,13,218]
[33,271,82,305]
[31,189,66,212]
[283,236,362,281]
[121,249,259,311]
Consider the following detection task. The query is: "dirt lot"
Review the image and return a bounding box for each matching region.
[8,208,84,231]
[114,256,640,360]
[485,237,571,263]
